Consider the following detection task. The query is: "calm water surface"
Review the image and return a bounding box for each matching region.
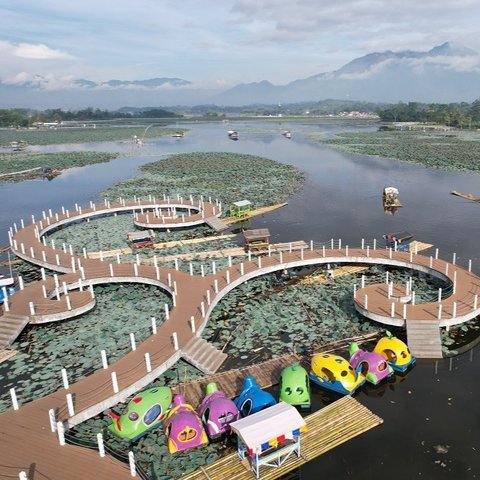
[1,121,479,479]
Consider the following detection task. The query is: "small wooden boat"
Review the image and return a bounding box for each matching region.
[282,130,292,139]
[172,132,184,138]
[383,186,402,208]
[451,191,480,202]
[197,383,239,440]
[228,130,239,140]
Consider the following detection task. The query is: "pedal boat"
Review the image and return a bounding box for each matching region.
[374,331,416,373]
[348,342,394,385]
[309,353,365,395]
[197,382,239,440]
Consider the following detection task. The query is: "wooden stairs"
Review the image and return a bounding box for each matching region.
[205,216,229,232]
[181,336,227,374]
[406,318,443,358]
[0,313,30,348]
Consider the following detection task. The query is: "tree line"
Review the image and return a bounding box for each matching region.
[0,107,180,127]
[375,100,480,128]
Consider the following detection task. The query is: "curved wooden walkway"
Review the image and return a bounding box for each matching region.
[1,197,480,479]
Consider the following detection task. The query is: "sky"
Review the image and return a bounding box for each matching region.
[2,0,480,90]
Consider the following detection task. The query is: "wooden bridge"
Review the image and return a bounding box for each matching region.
[1,196,480,479]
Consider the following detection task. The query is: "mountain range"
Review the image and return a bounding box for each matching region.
[1,42,479,108]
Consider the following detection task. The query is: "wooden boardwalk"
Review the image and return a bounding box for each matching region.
[172,353,301,406]
[181,396,383,480]
[1,197,479,479]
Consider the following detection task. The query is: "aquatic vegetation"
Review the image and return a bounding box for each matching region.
[0,125,179,146]
[104,152,305,209]
[0,151,118,182]
[311,130,480,174]
[0,283,171,412]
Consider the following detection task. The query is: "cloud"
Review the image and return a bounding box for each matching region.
[0,40,73,60]
[2,72,78,90]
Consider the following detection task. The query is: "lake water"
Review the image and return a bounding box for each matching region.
[1,120,479,478]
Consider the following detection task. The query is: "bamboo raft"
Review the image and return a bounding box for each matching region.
[181,395,383,480]
[173,353,300,406]
[223,203,288,225]
[87,234,237,259]
[451,190,480,202]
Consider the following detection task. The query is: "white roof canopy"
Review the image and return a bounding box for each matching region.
[229,402,306,449]
[233,200,252,207]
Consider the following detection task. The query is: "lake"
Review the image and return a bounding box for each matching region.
[0,120,478,479]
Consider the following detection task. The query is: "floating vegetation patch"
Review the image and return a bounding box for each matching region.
[0,151,119,183]
[0,283,171,412]
[103,152,305,209]
[310,130,480,174]
[47,213,240,263]
[0,125,178,146]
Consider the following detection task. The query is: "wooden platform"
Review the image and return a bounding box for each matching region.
[180,396,383,480]
[173,353,300,406]
[406,319,443,358]
[223,203,288,225]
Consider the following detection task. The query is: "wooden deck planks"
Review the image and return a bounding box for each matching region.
[172,353,300,406]
[180,396,383,480]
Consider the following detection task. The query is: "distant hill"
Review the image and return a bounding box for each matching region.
[215,42,480,105]
[1,42,479,108]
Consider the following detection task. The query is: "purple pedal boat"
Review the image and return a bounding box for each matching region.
[348,342,394,385]
[164,394,208,454]
[197,382,239,440]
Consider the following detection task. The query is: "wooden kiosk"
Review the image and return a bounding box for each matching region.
[127,230,155,249]
[230,200,252,219]
[243,228,270,252]
[229,402,307,479]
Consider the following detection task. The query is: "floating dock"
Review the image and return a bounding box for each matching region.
[180,395,383,480]
[223,203,288,225]
[172,353,300,406]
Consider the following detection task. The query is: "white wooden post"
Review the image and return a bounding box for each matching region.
[48,409,56,432]
[240,263,244,275]
[61,368,69,389]
[164,303,170,320]
[189,262,193,276]
[386,271,389,284]
[474,294,478,310]
[151,317,157,334]
[190,316,196,333]
[201,302,205,317]
[109,263,114,277]
[353,284,357,298]
[214,279,219,293]
[101,350,108,369]
[145,353,152,373]
[438,304,442,320]
[322,245,325,257]
[453,302,457,318]
[10,388,19,410]
[66,393,75,417]
[167,272,172,286]
[129,451,136,477]
[134,264,138,277]
[206,290,211,305]
[172,332,179,351]
[452,252,456,265]
[403,304,407,320]
[391,303,395,318]
[438,288,442,302]
[453,271,457,294]
[345,245,349,256]
[429,256,433,268]
[29,302,35,316]
[279,251,283,264]
[364,294,368,310]
[57,421,65,446]
[361,275,365,288]
[468,259,472,272]
[228,256,232,267]
[130,333,136,351]
[226,270,230,284]
[361,238,365,249]
[310,240,314,251]
[111,372,119,393]
[212,260,216,275]
[435,248,439,260]
[66,295,72,311]
[97,432,105,457]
